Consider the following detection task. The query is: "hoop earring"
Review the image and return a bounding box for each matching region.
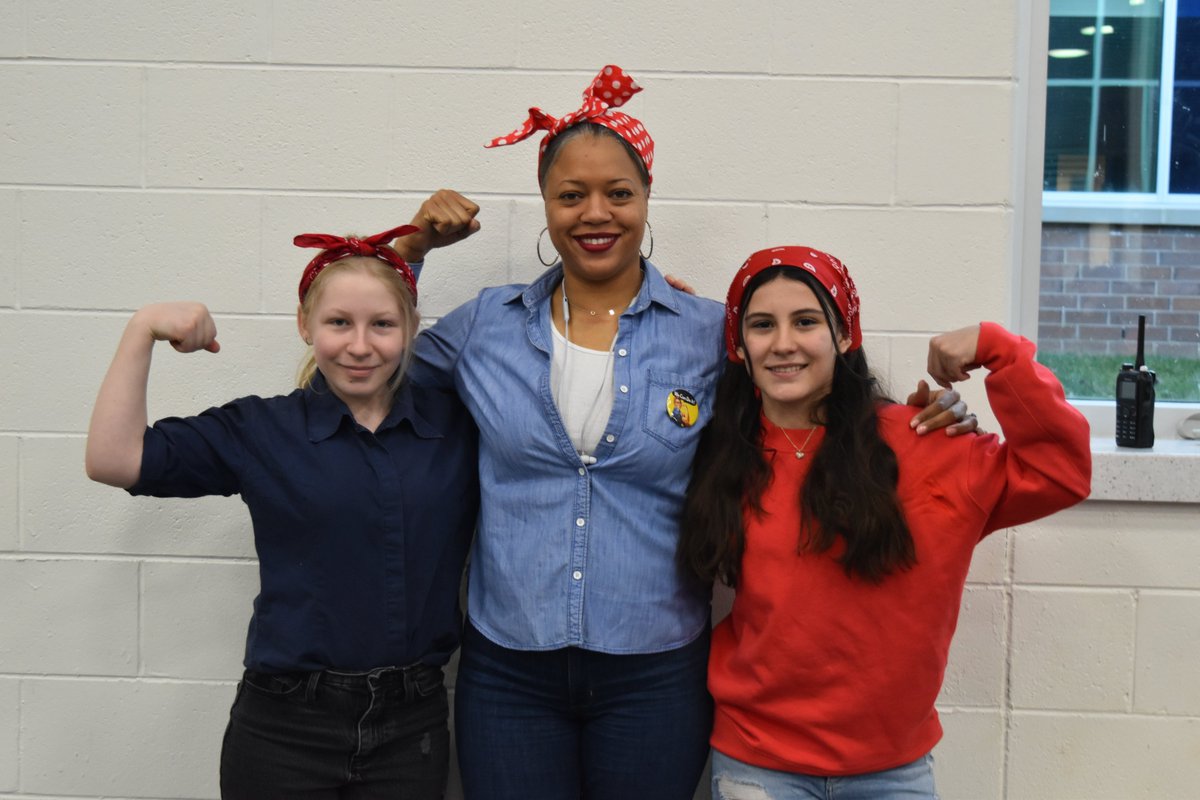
[537,227,559,267]
[640,220,654,261]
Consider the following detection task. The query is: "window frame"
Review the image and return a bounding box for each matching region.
[1042,0,1200,224]
[1019,0,1200,440]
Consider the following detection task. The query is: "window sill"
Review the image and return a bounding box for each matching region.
[1089,438,1200,504]
[1042,192,1200,227]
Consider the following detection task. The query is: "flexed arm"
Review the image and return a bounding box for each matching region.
[85,303,219,488]
[927,323,1091,532]
[389,189,482,266]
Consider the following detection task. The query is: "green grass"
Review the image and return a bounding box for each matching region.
[1038,353,1200,402]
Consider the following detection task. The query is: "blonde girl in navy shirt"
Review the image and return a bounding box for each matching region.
[85,226,478,799]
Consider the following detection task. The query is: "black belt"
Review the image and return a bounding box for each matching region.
[245,663,443,703]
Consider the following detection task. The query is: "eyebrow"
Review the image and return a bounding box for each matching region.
[554,177,637,188]
[745,306,823,318]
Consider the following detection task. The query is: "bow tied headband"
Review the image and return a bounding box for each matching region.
[294,224,419,303]
[486,65,655,184]
[725,246,863,363]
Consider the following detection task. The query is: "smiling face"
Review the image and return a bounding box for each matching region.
[541,131,649,287]
[738,274,851,428]
[297,263,412,425]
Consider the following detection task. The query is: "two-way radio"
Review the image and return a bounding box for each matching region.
[1115,314,1156,448]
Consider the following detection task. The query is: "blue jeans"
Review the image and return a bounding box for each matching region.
[712,749,939,800]
[454,621,713,800]
[220,664,449,799]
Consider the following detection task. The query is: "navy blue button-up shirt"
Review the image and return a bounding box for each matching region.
[411,261,724,654]
[129,373,479,673]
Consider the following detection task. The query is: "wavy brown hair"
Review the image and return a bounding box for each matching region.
[678,267,915,586]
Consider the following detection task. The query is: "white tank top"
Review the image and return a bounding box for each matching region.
[550,325,614,464]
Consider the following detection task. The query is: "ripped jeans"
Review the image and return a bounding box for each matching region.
[220,664,449,799]
[712,749,938,800]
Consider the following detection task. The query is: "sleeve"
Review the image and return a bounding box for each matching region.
[408,293,482,392]
[966,322,1092,535]
[127,401,250,499]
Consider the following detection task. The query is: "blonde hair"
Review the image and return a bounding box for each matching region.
[296,255,419,396]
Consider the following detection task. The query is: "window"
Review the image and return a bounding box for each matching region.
[1038,0,1200,411]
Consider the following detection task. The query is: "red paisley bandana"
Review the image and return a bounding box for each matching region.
[294,225,419,304]
[725,245,863,363]
[485,65,654,184]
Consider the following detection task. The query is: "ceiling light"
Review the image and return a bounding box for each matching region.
[1050,48,1090,58]
[1081,25,1115,35]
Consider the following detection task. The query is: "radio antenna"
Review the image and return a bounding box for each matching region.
[1135,315,1146,370]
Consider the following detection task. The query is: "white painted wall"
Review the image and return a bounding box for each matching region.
[2,2,1197,798]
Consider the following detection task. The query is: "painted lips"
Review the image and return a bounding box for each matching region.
[574,234,619,252]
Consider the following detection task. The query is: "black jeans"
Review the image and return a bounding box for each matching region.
[220,664,449,799]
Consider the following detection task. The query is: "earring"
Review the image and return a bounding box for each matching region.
[537,227,559,267]
[640,220,654,261]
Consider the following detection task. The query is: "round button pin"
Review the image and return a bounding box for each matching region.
[666,389,699,428]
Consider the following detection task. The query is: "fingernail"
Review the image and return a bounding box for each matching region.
[916,424,928,435]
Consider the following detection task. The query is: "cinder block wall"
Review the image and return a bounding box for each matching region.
[2,3,1197,799]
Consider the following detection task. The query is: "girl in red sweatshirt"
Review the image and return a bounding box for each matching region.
[679,245,1091,798]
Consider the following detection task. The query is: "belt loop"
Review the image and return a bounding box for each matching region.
[403,667,417,703]
[305,671,321,701]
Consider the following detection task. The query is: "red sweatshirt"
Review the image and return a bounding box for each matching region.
[708,323,1091,775]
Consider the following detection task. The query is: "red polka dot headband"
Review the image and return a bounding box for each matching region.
[725,245,863,363]
[485,65,655,184]
[293,225,419,304]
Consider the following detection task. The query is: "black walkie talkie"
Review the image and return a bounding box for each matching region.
[1115,314,1156,448]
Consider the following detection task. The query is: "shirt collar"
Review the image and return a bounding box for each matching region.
[303,371,442,442]
[509,258,684,316]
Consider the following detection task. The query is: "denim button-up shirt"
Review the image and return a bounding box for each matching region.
[411,261,723,654]
[129,374,479,673]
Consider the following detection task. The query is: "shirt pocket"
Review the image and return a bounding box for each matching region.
[641,370,710,453]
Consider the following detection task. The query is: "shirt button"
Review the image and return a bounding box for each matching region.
[576,518,586,527]
[606,434,615,443]
[572,570,583,580]
[578,467,586,476]
[619,385,629,394]
[618,348,628,357]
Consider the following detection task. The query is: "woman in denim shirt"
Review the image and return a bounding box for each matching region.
[390,66,972,799]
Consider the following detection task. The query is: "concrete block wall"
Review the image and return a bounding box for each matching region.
[3,1,1197,798]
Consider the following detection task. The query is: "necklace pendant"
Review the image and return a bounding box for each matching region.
[795,451,805,459]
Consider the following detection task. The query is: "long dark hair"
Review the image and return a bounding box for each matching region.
[678,267,915,586]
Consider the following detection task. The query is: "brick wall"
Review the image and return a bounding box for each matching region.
[1040,223,1200,358]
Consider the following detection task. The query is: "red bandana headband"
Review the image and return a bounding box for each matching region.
[725,245,863,363]
[485,65,655,184]
[294,225,419,304]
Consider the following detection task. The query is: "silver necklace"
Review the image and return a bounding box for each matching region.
[567,299,620,317]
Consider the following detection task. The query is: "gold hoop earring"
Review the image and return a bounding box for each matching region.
[537,227,559,267]
[640,220,654,261]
